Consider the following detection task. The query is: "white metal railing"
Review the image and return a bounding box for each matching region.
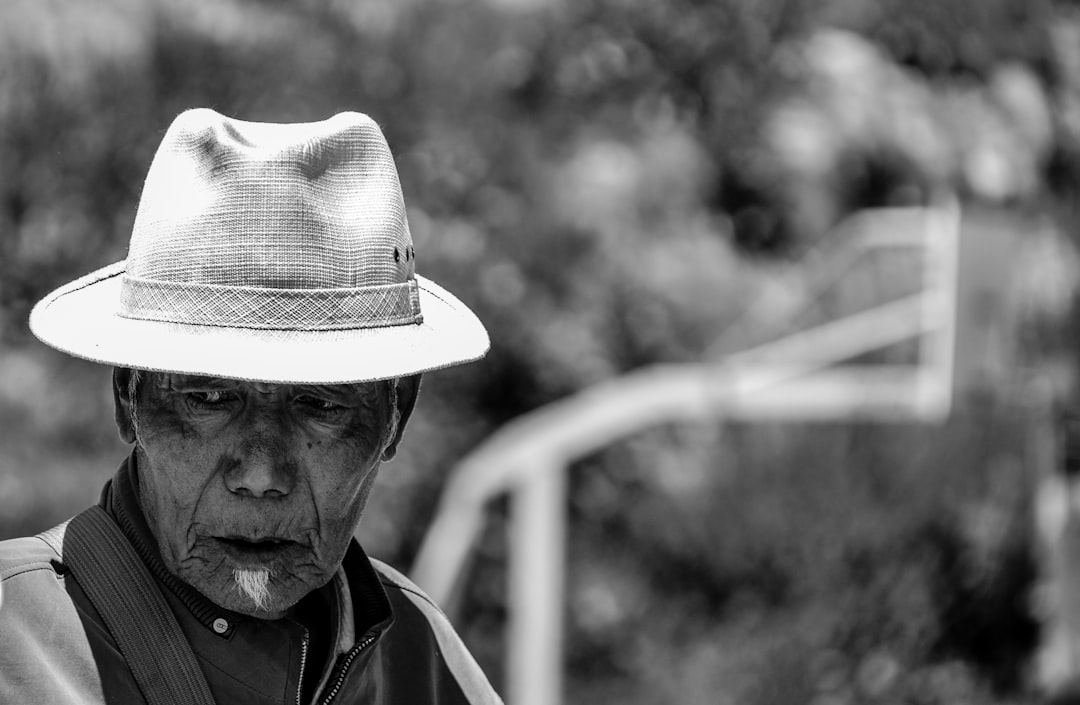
[412,201,960,705]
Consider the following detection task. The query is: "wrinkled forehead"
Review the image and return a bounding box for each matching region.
[140,370,384,399]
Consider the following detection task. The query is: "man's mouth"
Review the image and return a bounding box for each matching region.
[215,536,297,564]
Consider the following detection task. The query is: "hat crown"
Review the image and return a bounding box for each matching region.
[127,108,415,291]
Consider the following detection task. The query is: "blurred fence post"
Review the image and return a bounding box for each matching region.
[508,461,566,705]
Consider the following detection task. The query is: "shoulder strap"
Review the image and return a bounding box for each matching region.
[42,506,216,705]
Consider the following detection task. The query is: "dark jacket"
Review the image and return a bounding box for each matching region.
[0,457,501,704]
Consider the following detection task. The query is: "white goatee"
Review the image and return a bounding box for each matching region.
[233,567,273,611]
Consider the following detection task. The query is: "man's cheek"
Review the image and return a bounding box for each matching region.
[147,480,196,559]
[318,463,370,516]
[317,472,375,543]
[139,453,215,557]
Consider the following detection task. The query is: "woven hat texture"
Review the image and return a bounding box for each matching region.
[30,109,489,383]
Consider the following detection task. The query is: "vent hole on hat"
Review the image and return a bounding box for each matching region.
[394,247,401,262]
[222,121,254,148]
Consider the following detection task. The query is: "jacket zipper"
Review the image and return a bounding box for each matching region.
[317,632,378,705]
[296,628,310,705]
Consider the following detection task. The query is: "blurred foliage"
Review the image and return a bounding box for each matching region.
[4,0,1080,703]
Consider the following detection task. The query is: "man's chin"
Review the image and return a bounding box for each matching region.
[225,597,291,620]
[179,567,302,620]
[208,584,296,620]
[175,539,322,618]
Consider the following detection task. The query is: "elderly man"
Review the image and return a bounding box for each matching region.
[0,109,500,704]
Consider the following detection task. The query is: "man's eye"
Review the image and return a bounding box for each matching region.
[186,390,235,407]
[295,395,346,413]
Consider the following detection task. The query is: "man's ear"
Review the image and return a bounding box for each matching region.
[382,374,421,461]
[113,367,137,444]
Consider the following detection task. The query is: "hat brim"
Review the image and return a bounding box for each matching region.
[30,262,490,384]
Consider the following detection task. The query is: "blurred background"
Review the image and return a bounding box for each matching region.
[4,0,1080,703]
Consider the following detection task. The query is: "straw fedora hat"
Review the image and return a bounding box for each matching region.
[29,109,489,384]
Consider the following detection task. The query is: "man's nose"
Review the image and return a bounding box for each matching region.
[225,429,296,498]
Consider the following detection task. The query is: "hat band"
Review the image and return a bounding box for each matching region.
[118,275,423,330]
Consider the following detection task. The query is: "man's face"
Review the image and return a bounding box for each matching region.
[127,372,396,619]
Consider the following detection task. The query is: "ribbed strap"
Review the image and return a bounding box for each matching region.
[47,506,216,705]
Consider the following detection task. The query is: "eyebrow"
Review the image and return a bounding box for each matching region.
[165,375,237,389]
[295,382,382,402]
